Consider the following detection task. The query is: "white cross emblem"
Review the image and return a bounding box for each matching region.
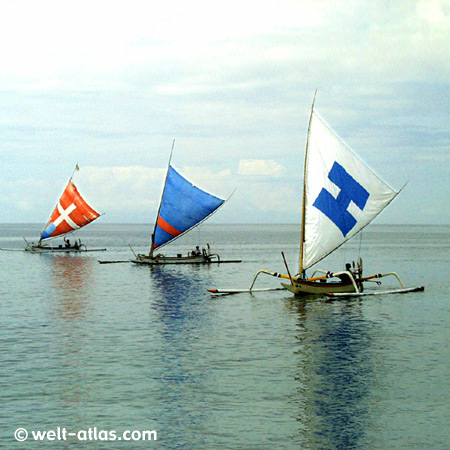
[53,203,79,230]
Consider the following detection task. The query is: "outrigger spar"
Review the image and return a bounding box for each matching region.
[208,93,424,297]
[131,141,241,265]
[24,165,106,253]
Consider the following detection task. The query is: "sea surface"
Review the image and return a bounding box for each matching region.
[0,223,449,449]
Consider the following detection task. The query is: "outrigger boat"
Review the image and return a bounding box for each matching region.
[208,93,424,297]
[131,143,241,266]
[25,165,106,253]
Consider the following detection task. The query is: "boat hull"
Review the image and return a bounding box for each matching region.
[25,246,106,253]
[131,253,241,265]
[132,255,209,265]
[281,279,357,296]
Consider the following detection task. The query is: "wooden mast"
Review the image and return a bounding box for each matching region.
[299,90,317,277]
[38,163,80,245]
[150,139,175,257]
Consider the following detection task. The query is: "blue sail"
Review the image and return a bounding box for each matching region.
[153,166,224,250]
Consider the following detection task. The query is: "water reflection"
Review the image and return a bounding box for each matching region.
[149,265,211,325]
[290,299,375,450]
[147,266,212,444]
[49,254,94,320]
[43,254,98,428]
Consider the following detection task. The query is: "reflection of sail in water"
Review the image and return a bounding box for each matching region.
[47,254,97,415]
[50,255,94,320]
[150,267,210,324]
[148,267,212,433]
[292,302,376,449]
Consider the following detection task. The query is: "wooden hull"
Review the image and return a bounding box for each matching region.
[25,246,106,253]
[132,255,210,265]
[131,253,241,265]
[281,279,357,296]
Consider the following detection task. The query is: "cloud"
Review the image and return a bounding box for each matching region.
[73,165,236,222]
[0,1,449,225]
[74,166,165,221]
[238,160,286,178]
[4,0,448,92]
[179,166,233,196]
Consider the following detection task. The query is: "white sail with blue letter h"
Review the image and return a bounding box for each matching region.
[302,110,399,270]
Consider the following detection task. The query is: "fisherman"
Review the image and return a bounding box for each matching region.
[64,238,71,248]
[338,263,354,283]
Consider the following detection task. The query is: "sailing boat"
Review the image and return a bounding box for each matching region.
[208,94,424,297]
[25,165,106,253]
[132,144,241,265]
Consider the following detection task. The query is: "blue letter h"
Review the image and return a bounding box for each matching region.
[313,162,369,236]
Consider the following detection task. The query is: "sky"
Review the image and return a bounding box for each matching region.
[0,0,449,225]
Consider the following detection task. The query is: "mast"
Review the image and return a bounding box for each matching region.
[149,139,175,257]
[70,162,80,181]
[38,163,80,245]
[299,90,317,277]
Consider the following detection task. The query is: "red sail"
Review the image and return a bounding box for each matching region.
[41,180,100,240]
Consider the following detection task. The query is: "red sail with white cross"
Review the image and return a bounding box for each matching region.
[40,180,100,241]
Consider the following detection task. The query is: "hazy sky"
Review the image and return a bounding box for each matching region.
[1,0,449,225]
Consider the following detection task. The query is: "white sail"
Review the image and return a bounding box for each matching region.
[302,110,399,270]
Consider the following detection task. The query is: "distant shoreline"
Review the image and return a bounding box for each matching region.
[0,222,446,227]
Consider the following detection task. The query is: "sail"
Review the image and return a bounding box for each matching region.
[40,180,100,241]
[302,110,399,270]
[153,165,224,250]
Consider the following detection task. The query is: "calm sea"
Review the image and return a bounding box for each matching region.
[0,223,449,449]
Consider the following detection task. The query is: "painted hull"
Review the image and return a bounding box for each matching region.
[131,254,240,265]
[281,279,357,296]
[25,245,106,253]
[132,255,211,265]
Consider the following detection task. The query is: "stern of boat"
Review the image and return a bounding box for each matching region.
[281,280,357,296]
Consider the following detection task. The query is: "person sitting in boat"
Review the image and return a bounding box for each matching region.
[64,238,71,248]
[338,263,354,283]
[337,263,363,291]
[73,239,80,250]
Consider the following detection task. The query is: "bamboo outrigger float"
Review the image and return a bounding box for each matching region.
[208,93,424,297]
[208,266,425,297]
[131,142,241,266]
